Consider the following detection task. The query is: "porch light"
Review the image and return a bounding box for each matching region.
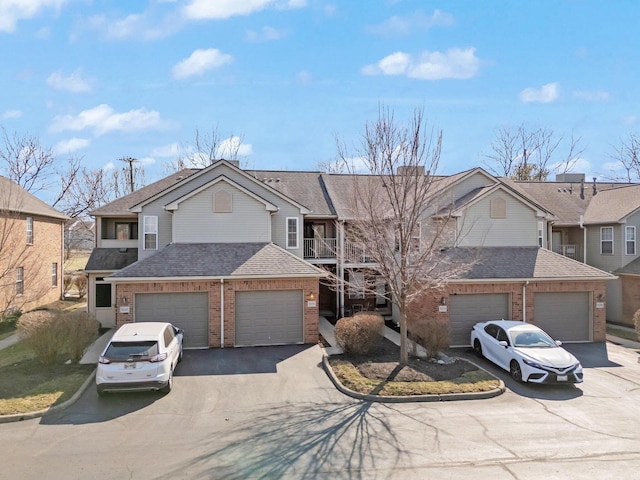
[307,292,315,301]
[440,296,447,305]
[120,296,128,305]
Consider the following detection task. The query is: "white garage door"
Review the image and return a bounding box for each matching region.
[235,290,303,346]
[135,292,209,348]
[534,292,591,342]
[448,293,510,346]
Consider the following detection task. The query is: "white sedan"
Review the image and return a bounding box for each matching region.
[470,320,583,384]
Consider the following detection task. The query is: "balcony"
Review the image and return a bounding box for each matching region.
[554,244,583,261]
[304,238,337,259]
[344,241,375,264]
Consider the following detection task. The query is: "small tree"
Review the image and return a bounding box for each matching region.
[333,106,474,365]
[633,308,640,340]
[609,132,640,182]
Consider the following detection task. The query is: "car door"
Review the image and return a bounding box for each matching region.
[481,324,501,366]
[491,326,511,370]
[163,326,178,368]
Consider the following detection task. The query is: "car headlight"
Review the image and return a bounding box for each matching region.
[522,358,546,370]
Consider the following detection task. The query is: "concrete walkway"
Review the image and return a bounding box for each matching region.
[0,333,19,351]
[79,329,115,364]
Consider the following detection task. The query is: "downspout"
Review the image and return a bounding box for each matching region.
[580,214,586,263]
[522,281,529,323]
[220,279,225,348]
[338,221,345,318]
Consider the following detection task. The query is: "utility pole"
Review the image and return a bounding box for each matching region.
[119,156,138,194]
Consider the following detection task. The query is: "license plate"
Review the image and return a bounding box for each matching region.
[557,375,567,381]
[124,363,137,369]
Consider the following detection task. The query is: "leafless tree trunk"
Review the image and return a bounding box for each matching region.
[609,132,640,182]
[483,124,583,181]
[333,106,472,365]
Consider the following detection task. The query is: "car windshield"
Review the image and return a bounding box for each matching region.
[511,330,557,348]
[104,341,159,361]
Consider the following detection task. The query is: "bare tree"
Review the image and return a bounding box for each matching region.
[333,106,472,365]
[609,132,640,182]
[164,127,245,172]
[483,124,583,181]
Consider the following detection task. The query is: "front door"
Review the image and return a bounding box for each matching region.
[95,281,115,327]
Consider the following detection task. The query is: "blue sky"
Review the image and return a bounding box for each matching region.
[1,0,639,185]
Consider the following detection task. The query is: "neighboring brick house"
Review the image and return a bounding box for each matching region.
[86,161,613,348]
[0,176,67,314]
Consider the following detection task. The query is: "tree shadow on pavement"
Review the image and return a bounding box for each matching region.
[157,401,408,480]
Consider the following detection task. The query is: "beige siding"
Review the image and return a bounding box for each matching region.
[138,203,172,260]
[172,182,271,243]
[457,193,538,247]
[606,277,622,323]
[451,172,495,199]
[585,224,621,272]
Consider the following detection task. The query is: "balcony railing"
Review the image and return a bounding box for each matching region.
[344,241,375,264]
[303,238,337,259]
[554,244,583,261]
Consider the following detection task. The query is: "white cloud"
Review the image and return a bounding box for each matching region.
[0,0,68,33]
[245,26,287,42]
[217,136,252,158]
[622,115,638,125]
[367,9,454,36]
[520,83,559,103]
[2,109,23,119]
[295,70,312,85]
[151,142,182,158]
[572,90,610,101]
[87,12,183,40]
[46,69,93,93]
[171,48,233,79]
[53,137,91,154]
[182,0,305,20]
[361,48,481,80]
[50,104,165,136]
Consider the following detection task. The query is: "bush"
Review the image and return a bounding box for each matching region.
[408,317,450,358]
[63,274,74,297]
[0,308,22,333]
[17,310,65,364]
[75,275,88,299]
[633,309,640,339]
[334,313,384,355]
[17,309,99,364]
[61,310,100,363]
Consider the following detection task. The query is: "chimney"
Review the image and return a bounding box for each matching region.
[592,177,597,196]
[397,165,425,176]
[580,179,585,199]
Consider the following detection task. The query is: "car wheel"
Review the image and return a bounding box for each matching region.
[510,360,523,382]
[161,371,173,394]
[473,339,483,358]
[96,387,105,397]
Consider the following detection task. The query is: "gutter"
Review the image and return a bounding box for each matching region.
[580,214,587,263]
[103,273,325,282]
[220,279,224,348]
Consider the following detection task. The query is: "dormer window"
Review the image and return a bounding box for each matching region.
[214,189,232,213]
[490,198,507,219]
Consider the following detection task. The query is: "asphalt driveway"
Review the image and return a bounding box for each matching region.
[2,342,640,479]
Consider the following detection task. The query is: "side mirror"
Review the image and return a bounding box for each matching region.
[498,340,509,348]
[555,340,562,346]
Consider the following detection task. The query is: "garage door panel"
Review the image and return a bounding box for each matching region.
[449,294,510,346]
[136,293,208,348]
[534,292,590,342]
[236,290,303,346]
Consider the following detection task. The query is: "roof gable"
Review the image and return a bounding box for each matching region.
[0,175,68,220]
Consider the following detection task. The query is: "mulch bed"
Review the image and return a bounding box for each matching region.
[331,337,478,383]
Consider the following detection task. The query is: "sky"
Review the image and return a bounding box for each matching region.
[1,0,640,189]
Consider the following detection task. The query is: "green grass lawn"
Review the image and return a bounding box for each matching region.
[64,251,90,273]
[0,340,94,416]
[607,325,639,342]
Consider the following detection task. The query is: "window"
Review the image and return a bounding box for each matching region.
[349,271,365,299]
[286,217,299,249]
[626,226,636,255]
[116,222,138,240]
[601,226,613,255]
[143,216,158,250]
[537,221,544,247]
[214,189,233,213]
[490,197,507,219]
[26,217,33,244]
[16,267,24,295]
[51,263,58,287]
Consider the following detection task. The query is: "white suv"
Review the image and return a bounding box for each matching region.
[96,322,184,396]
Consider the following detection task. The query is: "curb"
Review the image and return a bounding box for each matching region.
[322,353,505,403]
[0,369,96,424]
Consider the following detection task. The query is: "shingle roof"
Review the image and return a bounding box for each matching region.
[615,256,640,276]
[583,184,640,224]
[90,169,198,216]
[444,247,614,280]
[0,175,68,220]
[246,170,335,216]
[109,243,324,279]
[84,248,139,271]
[511,180,634,226]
